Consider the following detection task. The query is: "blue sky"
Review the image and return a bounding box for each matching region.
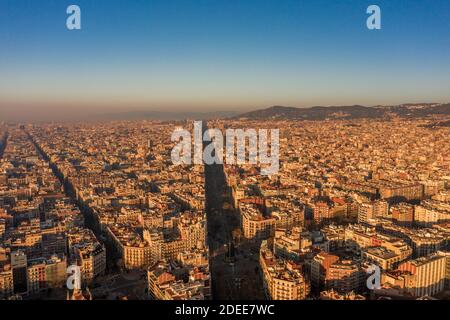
[0,0,449,120]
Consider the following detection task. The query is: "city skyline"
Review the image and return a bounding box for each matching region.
[1,116,449,301]
[1,0,450,121]
[1,0,450,309]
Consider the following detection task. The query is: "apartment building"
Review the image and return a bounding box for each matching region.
[260,241,310,300]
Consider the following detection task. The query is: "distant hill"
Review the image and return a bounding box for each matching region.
[235,103,450,120]
[81,103,450,122]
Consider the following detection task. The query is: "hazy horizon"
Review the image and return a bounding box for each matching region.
[1,0,450,121]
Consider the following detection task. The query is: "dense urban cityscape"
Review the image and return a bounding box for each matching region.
[1,2,449,310]
[0,105,449,300]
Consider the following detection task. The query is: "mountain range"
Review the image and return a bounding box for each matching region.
[235,103,450,120]
[85,103,450,121]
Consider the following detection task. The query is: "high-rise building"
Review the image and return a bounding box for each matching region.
[397,253,446,297]
[373,200,389,218]
[325,260,364,293]
[358,202,374,225]
[378,183,424,202]
[313,202,332,223]
[391,203,414,227]
[437,251,450,290]
[11,250,28,294]
[0,264,13,299]
[310,251,339,291]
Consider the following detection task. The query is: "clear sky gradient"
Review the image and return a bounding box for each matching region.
[0,0,449,120]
